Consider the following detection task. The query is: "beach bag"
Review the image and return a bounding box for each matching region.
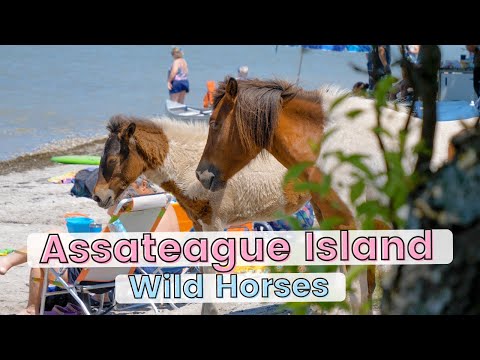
[70,167,99,199]
[44,287,75,311]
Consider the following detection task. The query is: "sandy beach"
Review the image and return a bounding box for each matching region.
[0,135,299,315]
[0,156,292,315]
[0,116,476,315]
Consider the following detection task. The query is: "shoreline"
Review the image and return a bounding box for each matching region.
[0,157,290,315]
[0,136,107,176]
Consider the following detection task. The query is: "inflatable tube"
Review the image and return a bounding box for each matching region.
[51,155,101,165]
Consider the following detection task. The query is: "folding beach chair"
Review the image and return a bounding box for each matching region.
[39,193,193,315]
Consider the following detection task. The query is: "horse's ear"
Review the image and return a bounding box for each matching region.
[124,122,136,142]
[226,77,238,99]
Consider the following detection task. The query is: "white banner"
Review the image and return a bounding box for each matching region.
[115,273,346,303]
[27,229,453,269]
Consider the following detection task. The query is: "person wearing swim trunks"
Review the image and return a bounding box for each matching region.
[167,47,190,104]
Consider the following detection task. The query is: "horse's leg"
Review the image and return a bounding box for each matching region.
[183,215,220,315]
[271,121,368,311]
[309,201,324,226]
[346,220,392,313]
[199,220,224,316]
[364,219,392,307]
[342,264,369,314]
[200,266,219,315]
[305,167,374,313]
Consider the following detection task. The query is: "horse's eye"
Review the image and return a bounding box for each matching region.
[209,121,217,130]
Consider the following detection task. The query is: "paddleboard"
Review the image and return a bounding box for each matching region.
[51,155,101,165]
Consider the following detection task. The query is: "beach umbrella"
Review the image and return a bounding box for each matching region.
[277,45,372,83]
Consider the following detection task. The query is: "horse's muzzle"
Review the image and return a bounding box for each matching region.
[93,188,115,209]
[195,162,225,191]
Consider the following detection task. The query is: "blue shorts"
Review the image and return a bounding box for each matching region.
[170,79,189,94]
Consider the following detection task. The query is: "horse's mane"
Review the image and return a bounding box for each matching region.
[150,116,208,146]
[214,78,324,151]
[107,115,208,140]
[106,114,208,167]
[107,114,167,135]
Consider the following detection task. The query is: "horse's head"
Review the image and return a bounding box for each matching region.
[196,77,262,191]
[93,116,147,208]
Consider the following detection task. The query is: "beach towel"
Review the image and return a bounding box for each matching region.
[47,170,78,184]
[0,248,15,256]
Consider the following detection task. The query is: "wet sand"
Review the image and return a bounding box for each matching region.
[0,137,107,176]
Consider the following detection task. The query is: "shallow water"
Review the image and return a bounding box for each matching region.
[0,45,463,161]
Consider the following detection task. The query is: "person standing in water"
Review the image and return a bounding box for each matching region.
[466,45,480,98]
[167,47,189,104]
[236,65,249,80]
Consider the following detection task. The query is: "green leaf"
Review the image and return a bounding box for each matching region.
[350,180,365,204]
[308,139,321,154]
[284,215,303,231]
[374,75,396,109]
[319,216,345,230]
[283,161,314,185]
[345,265,368,288]
[293,182,321,192]
[312,128,339,154]
[321,128,338,143]
[328,93,351,113]
[372,125,392,138]
[399,129,408,154]
[346,109,363,119]
[336,153,374,179]
[318,174,332,196]
[293,175,331,197]
[361,218,376,230]
[356,200,386,218]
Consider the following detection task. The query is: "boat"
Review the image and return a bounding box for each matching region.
[165,99,212,122]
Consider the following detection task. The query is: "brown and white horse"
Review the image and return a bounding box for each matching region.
[92,114,311,314]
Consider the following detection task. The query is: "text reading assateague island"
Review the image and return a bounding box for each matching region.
[27,229,453,303]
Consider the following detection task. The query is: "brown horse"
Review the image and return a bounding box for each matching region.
[196,77,467,222]
[92,114,312,314]
[195,77,467,311]
[196,77,358,229]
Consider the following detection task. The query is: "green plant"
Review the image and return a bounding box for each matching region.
[275,75,418,314]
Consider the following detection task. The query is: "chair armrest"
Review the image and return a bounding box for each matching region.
[113,193,173,215]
